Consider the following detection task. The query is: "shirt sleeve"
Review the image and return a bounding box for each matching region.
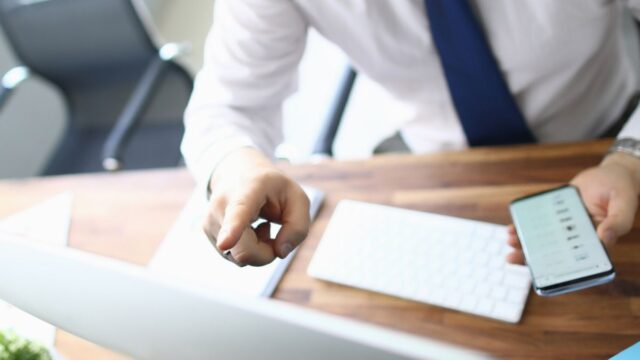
[620,1,640,139]
[619,106,640,138]
[181,0,308,185]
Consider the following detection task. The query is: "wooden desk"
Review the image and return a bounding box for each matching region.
[0,140,638,359]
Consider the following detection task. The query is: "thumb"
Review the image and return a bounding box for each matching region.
[596,189,637,246]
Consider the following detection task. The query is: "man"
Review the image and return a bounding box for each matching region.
[182,0,640,267]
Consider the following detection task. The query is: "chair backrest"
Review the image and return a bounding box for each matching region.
[0,0,193,175]
[0,0,153,85]
[0,0,191,129]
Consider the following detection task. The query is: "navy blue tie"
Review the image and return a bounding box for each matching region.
[424,0,535,146]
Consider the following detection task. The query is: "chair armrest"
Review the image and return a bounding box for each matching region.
[101,56,169,171]
[0,66,30,110]
[0,86,9,110]
[158,42,190,61]
[312,65,357,157]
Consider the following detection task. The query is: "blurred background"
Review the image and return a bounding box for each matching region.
[0,0,407,179]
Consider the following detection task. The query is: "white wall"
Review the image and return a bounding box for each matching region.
[143,0,213,74]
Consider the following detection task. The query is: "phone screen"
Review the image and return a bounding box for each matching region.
[510,186,613,289]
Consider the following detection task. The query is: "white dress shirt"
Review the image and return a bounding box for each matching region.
[182,0,640,184]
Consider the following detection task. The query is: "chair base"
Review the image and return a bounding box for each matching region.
[43,122,184,175]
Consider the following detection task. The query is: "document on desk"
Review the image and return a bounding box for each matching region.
[149,186,324,297]
[0,192,73,347]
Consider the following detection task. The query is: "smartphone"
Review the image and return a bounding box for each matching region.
[509,185,615,296]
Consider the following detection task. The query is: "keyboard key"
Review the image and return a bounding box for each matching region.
[470,267,489,281]
[429,288,447,306]
[460,296,477,312]
[486,240,501,254]
[444,291,463,309]
[471,238,488,251]
[430,275,445,287]
[441,262,457,276]
[474,284,491,297]
[473,252,490,266]
[459,278,476,293]
[475,298,494,316]
[492,301,523,323]
[506,287,529,305]
[504,273,530,289]
[488,256,505,269]
[458,251,474,266]
[473,225,495,240]
[416,286,430,301]
[487,271,503,284]
[506,264,531,278]
[490,285,508,301]
[457,264,473,278]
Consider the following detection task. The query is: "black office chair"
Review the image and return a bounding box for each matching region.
[0,0,193,175]
[312,65,357,157]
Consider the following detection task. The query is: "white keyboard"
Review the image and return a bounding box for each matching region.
[308,200,531,323]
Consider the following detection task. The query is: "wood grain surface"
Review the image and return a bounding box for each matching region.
[0,139,638,359]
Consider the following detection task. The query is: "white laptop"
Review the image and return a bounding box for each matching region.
[0,234,489,360]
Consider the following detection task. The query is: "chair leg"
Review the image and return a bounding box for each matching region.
[101,56,169,171]
[312,66,357,157]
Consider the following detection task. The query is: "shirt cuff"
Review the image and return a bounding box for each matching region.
[619,105,640,140]
[188,137,257,200]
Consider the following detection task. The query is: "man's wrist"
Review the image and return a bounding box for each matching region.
[208,147,273,194]
[205,146,253,200]
[601,152,640,192]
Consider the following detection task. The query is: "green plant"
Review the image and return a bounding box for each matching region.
[0,330,52,360]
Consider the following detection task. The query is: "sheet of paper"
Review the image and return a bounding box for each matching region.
[0,192,73,348]
[0,192,73,246]
[149,186,324,298]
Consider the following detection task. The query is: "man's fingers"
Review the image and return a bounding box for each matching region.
[273,189,310,258]
[217,194,265,251]
[597,189,637,246]
[506,225,524,264]
[507,235,522,249]
[255,221,272,242]
[506,250,525,265]
[506,224,522,249]
[230,226,276,266]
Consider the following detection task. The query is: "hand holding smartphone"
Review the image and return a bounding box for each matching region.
[509,185,615,296]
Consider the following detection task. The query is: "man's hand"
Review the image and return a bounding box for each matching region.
[203,148,310,267]
[507,152,640,265]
